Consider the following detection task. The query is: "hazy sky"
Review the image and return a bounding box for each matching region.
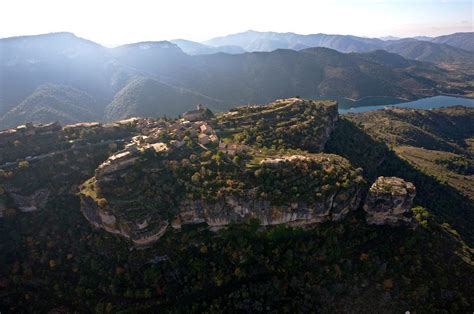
[0,0,472,46]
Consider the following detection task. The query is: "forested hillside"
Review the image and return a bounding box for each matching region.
[1,33,472,128]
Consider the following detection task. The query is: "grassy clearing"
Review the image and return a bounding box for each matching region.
[395,145,474,200]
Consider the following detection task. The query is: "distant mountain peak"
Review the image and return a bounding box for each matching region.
[116,40,178,50]
[379,36,401,41]
[1,31,75,40]
[170,39,246,55]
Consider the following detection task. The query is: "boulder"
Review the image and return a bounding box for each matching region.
[363,176,416,226]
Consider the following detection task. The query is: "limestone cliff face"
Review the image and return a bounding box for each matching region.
[79,161,418,248]
[80,194,168,246]
[81,187,362,246]
[363,176,416,226]
[79,152,365,246]
[175,186,362,230]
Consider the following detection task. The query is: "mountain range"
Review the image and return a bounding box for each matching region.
[204,30,385,53]
[170,39,246,55]
[0,31,473,128]
[202,30,474,53]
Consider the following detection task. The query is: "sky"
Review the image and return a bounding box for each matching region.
[0,0,472,46]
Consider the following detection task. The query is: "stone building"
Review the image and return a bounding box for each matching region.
[182,105,210,122]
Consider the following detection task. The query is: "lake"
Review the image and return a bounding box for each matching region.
[337,95,474,114]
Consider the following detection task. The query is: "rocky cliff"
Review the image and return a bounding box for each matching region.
[216,98,339,152]
[77,98,417,246]
[363,176,416,226]
[0,98,418,245]
[0,119,139,215]
[80,153,365,245]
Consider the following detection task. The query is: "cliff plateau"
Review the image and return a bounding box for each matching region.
[77,98,416,245]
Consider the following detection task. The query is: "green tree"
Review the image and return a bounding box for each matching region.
[191,172,201,185]
[232,155,242,165]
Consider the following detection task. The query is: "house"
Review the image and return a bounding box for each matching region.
[132,135,149,145]
[218,142,227,150]
[200,124,213,135]
[170,139,185,148]
[16,123,35,135]
[150,143,169,153]
[37,122,61,134]
[63,122,100,130]
[115,117,139,125]
[198,134,210,145]
[218,142,248,155]
[125,143,139,153]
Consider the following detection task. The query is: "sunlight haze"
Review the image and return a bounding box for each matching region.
[0,0,472,46]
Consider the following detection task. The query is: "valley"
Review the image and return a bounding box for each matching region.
[1,32,473,129]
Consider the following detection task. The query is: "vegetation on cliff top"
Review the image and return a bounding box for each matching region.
[85,100,361,230]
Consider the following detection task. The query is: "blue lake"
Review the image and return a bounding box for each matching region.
[337,95,474,114]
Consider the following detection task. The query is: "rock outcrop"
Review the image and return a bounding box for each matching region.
[80,152,364,246]
[174,155,363,230]
[174,193,361,231]
[218,98,338,152]
[80,193,169,246]
[8,98,427,239]
[1,98,422,247]
[363,176,416,226]
[72,99,419,247]
[6,188,50,212]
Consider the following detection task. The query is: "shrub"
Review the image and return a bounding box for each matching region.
[411,206,430,226]
[191,172,201,185]
[18,160,29,169]
[97,198,108,208]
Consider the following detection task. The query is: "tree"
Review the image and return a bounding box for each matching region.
[191,172,201,185]
[80,128,96,141]
[98,198,108,208]
[232,155,242,165]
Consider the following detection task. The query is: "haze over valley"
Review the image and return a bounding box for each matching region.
[1,30,473,128]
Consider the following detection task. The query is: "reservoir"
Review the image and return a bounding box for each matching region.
[337,95,474,114]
